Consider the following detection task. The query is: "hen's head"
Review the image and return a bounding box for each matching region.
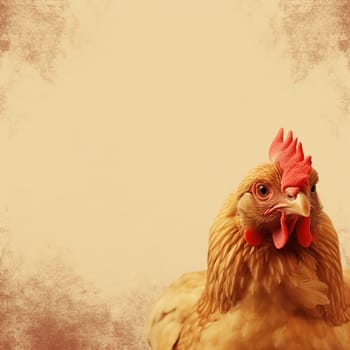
[236,128,320,250]
[203,129,347,324]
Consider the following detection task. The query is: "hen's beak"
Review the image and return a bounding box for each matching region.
[283,190,310,217]
[265,187,310,217]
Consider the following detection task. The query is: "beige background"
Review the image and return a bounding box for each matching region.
[1,0,349,301]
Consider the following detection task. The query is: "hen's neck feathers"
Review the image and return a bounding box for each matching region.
[198,190,349,326]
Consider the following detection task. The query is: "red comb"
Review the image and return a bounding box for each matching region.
[269,128,312,191]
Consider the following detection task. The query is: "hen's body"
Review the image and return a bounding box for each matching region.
[147,130,350,349]
[149,269,350,350]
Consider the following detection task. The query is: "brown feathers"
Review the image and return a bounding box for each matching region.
[147,134,350,349]
[309,211,349,325]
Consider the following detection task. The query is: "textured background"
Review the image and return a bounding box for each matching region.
[0,1,349,349]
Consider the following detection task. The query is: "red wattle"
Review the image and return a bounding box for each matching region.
[244,228,263,247]
[272,211,289,249]
[296,216,312,247]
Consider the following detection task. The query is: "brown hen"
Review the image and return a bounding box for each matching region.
[147,129,350,350]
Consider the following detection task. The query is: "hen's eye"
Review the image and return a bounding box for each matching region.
[311,184,316,193]
[258,185,268,196]
[253,183,271,200]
